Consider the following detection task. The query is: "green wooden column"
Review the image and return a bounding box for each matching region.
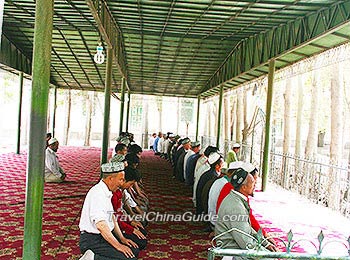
[52,85,57,137]
[125,90,131,132]
[16,71,24,154]
[216,85,224,148]
[0,0,4,45]
[262,59,275,191]
[22,0,53,259]
[195,95,201,142]
[101,47,113,164]
[119,77,126,135]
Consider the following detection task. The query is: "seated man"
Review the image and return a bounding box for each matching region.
[215,168,277,254]
[79,162,139,260]
[45,138,66,183]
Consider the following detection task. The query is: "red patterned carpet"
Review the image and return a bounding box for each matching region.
[0,147,307,260]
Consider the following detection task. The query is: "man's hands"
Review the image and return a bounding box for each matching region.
[130,220,144,230]
[120,237,138,249]
[115,243,135,258]
[133,228,146,239]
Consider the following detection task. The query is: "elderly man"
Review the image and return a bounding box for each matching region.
[79,162,139,260]
[215,168,277,256]
[45,138,66,183]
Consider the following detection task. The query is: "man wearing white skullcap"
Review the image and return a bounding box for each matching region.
[79,162,139,260]
[44,138,66,183]
[225,143,241,165]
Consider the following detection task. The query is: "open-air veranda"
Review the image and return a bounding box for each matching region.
[1,1,348,257]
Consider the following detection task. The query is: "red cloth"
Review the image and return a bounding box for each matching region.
[216,182,267,236]
[112,189,134,235]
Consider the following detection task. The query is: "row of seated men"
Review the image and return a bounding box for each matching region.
[156,135,279,255]
[79,132,149,260]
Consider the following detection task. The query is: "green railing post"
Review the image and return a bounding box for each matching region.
[216,85,224,148]
[52,85,57,137]
[16,71,24,154]
[196,95,201,142]
[262,59,275,191]
[125,90,130,132]
[22,0,53,259]
[119,77,126,135]
[101,47,113,164]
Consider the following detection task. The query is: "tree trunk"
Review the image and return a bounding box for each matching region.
[212,100,218,139]
[304,71,319,197]
[203,102,209,144]
[208,101,213,140]
[156,96,163,132]
[236,90,243,143]
[329,63,343,210]
[63,89,71,145]
[241,88,249,161]
[84,91,93,146]
[230,96,237,141]
[143,96,149,149]
[282,79,292,188]
[223,96,230,155]
[295,74,303,157]
[305,71,319,159]
[295,74,304,191]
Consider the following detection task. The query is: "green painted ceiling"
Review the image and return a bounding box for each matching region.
[2,0,350,98]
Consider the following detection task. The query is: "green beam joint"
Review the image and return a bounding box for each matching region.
[22,0,54,259]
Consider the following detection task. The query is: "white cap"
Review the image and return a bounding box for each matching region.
[48,138,58,145]
[101,162,124,173]
[228,161,244,170]
[208,152,221,165]
[241,162,257,173]
[232,143,241,148]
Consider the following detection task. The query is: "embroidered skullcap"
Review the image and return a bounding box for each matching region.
[181,137,191,145]
[228,161,244,171]
[119,136,130,146]
[110,154,125,163]
[232,143,241,148]
[191,141,200,148]
[208,152,221,165]
[231,168,248,190]
[101,162,124,174]
[48,138,58,145]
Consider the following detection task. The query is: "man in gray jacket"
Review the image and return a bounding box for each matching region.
[215,168,277,257]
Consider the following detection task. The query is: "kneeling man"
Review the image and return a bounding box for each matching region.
[79,162,139,260]
[45,138,66,183]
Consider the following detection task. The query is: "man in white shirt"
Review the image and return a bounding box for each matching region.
[45,138,66,183]
[79,162,139,260]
